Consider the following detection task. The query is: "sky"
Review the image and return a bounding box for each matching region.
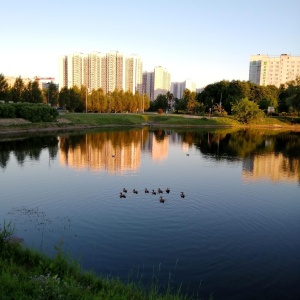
[1,0,299,88]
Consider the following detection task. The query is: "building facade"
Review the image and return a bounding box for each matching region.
[142,66,171,101]
[170,78,196,99]
[58,51,143,94]
[249,54,300,87]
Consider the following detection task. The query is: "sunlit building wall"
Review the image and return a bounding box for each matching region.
[89,52,102,91]
[153,66,171,100]
[58,55,68,89]
[59,51,143,94]
[125,54,143,94]
[249,54,300,87]
[66,52,84,89]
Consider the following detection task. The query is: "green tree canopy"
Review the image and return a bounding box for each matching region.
[44,82,59,106]
[231,98,265,124]
[0,74,9,101]
[23,80,43,103]
[10,76,25,103]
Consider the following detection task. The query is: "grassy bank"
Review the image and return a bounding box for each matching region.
[0,113,299,136]
[0,223,191,300]
[60,112,242,126]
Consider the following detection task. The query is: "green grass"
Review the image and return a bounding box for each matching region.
[62,113,298,128]
[62,113,241,127]
[62,113,148,125]
[0,223,192,300]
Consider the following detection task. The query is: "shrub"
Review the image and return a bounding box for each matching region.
[232,98,265,124]
[0,104,15,118]
[14,104,59,122]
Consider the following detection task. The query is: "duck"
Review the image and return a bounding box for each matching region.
[152,189,157,195]
[186,153,189,156]
[123,188,127,193]
[166,187,170,194]
[133,189,138,194]
[145,188,149,193]
[159,196,165,203]
[180,192,185,198]
[157,188,163,194]
[119,192,126,198]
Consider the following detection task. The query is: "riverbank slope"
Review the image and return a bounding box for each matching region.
[1,113,299,136]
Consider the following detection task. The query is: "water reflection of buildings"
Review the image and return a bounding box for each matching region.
[243,153,300,183]
[152,134,169,161]
[59,138,141,173]
[59,131,186,172]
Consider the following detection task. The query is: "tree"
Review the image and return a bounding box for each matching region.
[166,91,174,110]
[213,103,227,116]
[58,87,69,109]
[23,80,43,103]
[44,82,59,106]
[279,76,300,114]
[155,94,168,111]
[231,98,264,124]
[10,76,25,102]
[0,73,9,101]
[142,94,150,112]
[69,88,81,112]
[286,91,300,115]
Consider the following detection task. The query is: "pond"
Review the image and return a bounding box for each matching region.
[1,127,300,300]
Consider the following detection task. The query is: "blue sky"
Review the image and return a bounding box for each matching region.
[1,0,299,88]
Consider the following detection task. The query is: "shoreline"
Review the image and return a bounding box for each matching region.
[1,117,300,137]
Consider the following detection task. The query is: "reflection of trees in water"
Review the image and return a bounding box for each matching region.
[176,129,300,160]
[0,136,59,168]
[273,132,300,159]
[153,130,165,142]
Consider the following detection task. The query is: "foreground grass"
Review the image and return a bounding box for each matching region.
[1,113,299,136]
[0,223,191,300]
[61,113,241,127]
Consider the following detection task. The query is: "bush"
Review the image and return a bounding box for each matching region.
[0,104,15,118]
[232,98,265,124]
[0,103,59,122]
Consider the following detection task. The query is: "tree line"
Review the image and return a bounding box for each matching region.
[1,73,299,117]
[0,74,150,113]
[150,77,300,117]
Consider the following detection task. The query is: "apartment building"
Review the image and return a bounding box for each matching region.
[249,54,300,87]
[58,51,143,94]
[142,66,171,101]
[125,54,143,94]
[171,78,196,99]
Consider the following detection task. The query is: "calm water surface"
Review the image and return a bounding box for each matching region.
[1,128,300,300]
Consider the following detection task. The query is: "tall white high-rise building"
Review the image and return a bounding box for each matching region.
[249,54,300,87]
[58,55,68,89]
[65,52,83,89]
[153,66,171,100]
[58,51,143,93]
[125,54,143,94]
[142,66,171,101]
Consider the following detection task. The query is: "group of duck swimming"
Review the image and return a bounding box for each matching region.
[119,188,185,203]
